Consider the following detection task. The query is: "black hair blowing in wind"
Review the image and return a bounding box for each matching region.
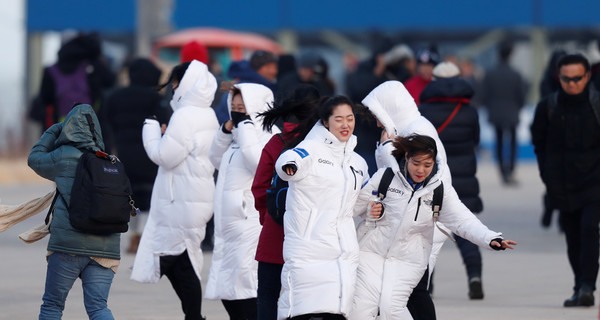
[258,84,321,149]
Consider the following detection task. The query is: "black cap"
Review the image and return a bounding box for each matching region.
[250,50,277,70]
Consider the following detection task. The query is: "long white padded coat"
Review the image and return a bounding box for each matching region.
[204,83,279,300]
[131,60,219,284]
[351,80,503,319]
[275,121,369,319]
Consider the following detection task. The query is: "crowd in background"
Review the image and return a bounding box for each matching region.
[22,31,600,319]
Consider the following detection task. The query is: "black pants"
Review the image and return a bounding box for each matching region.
[407,267,436,320]
[257,262,283,320]
[222,298,257,320]
[160,250,203,320]
[494,125,517,180]
[454,234,482,279]
[560,202,600,292]
[290,314,345,320]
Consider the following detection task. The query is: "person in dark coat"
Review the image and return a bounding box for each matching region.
[103,58,163,253]
[538,49,567,229]
[481,40,525,185]
[34,33,115,130]
[419,62,485,300]
[531,54,600,308]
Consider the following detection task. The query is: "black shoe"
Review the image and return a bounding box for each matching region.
[564,289,595,307]
[468,277,484,300]
[578,287,595,306]
[563,292,579,307]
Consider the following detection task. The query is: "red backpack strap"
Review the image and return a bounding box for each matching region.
[437,102,463,134]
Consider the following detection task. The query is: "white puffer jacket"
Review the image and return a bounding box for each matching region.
[352,80,500,319]
[275,122,369,319]
[131,60,219,283]
[350,163,501,320]
[205,83,279,300]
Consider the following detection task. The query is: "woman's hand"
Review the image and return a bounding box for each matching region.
[380,129,394,144]
[490,239,517,250]
[224,120,234,132]
[283,164,297,176]
[369,202,383,219]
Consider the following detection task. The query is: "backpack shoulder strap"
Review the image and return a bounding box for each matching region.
[84,113,101,150]
[44,188,60,225]
[432,181,444,219]
[431,181,455,241]
[377,167,395,199]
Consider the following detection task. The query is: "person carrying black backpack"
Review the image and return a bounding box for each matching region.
[28,104,120,319]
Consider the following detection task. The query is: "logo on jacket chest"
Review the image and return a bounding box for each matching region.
[318,158,334,166]
[387,187,404,196]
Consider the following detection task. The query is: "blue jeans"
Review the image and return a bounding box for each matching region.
[257,261,283,320]
[39,252,115,320]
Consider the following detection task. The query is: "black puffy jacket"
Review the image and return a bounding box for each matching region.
[419,78,483,213]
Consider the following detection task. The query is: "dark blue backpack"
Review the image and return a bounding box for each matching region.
[266,134,288,225]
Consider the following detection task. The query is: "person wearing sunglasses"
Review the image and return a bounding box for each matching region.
[531,53,600,308]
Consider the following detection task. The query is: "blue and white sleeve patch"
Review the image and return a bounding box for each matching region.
[292,148,309,158]
[361,180,369,189]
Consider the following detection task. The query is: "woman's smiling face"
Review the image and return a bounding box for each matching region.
[406,153,434,183]
[324,103,355,142]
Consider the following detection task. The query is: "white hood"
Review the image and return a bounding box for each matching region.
[227,82,274,129]
[170,60,217,111]
[361,80,420,137]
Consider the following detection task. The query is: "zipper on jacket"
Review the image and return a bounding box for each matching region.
[414,198,421,221]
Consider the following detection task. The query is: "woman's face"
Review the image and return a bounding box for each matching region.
[231,93,247,114]
[406,153,434,183]
[324,104,355,142]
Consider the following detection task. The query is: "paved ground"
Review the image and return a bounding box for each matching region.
[0,159,598,320]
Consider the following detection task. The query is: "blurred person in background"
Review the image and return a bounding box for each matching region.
[481,40,525,185]
[251,84,321,320]
[206,83,278,320]
[419,62,486,300]
[215,50,278,124]
[538,49,567,229]
[131,60,219,320]
[30,32,115,132]
[278,51,334,100]
[103,58,163,254]
[404,48,440,105]
[531,54,600,308]
[347,41,415,176]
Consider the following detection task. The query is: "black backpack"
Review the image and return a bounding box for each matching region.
[266,134,288,225]
[46,114,138,235]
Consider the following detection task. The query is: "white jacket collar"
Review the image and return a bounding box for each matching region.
[170,60,217,111]
[306,121,357,158]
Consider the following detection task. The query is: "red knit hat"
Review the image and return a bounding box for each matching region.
[180,41,209,64]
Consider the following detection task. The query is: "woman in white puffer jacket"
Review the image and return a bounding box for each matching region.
[350,134,516,320]
[205,82,278,319]
[275,96,369,320]
[131,60,219,320]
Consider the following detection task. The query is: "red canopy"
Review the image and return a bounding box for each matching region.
[152,27,282,60]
